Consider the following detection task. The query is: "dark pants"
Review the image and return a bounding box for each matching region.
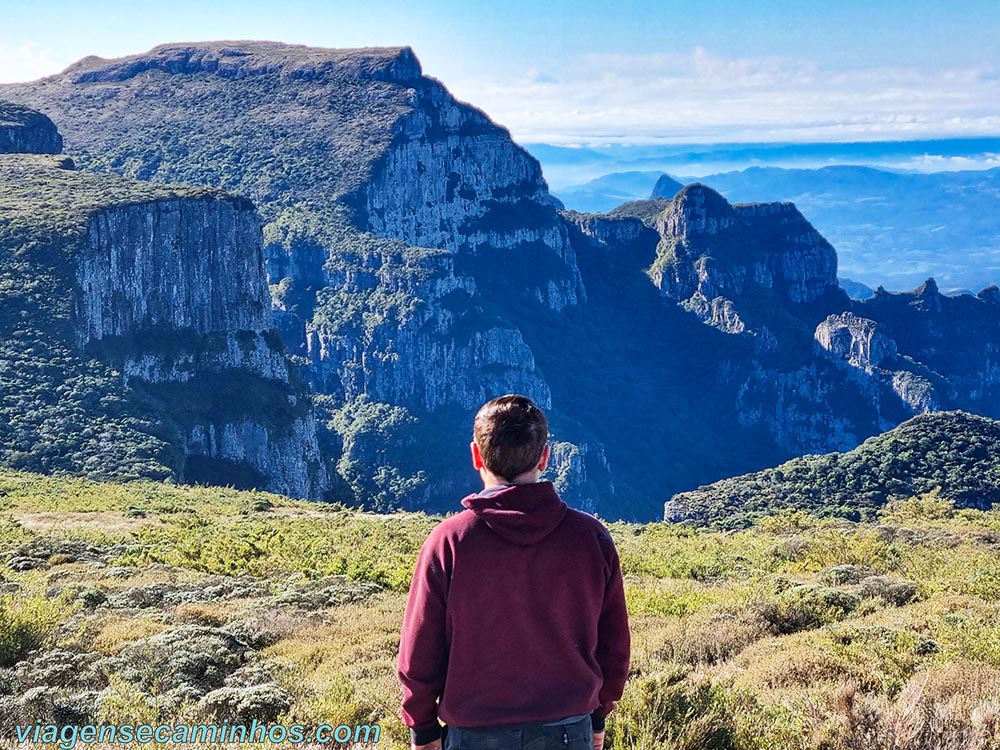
[443,716,593,750]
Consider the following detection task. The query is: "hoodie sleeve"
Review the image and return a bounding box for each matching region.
[590,531,631,731]
[397,531,450,745]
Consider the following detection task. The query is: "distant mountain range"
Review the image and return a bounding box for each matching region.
[552,170,670,213]
[528,138,1000,191]
[552,165,1000,293]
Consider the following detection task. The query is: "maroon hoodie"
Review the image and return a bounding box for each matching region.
[397,481,630,745]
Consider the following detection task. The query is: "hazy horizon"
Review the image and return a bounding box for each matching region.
[522,138,1000,192]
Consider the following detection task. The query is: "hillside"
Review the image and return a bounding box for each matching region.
[2,469,1000,749]
[0,118,326,498]
[665,411,1000,527]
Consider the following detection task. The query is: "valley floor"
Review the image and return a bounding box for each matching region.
[1,471,999,749]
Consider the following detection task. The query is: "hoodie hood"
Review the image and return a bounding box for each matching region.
[461,481,568,546]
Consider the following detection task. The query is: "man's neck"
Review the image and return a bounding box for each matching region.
[480,470,541,489]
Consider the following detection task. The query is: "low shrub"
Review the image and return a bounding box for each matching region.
[759,585,860,634]
[0,592,71,667]
[854,575,919,607]
[609,675,736,750]
[198,684,292,723]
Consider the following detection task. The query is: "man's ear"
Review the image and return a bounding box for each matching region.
[537,444,551,473]
[470,440,485,470]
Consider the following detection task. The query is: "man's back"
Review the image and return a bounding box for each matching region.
[398,481,630,747]
[397,394,630,750]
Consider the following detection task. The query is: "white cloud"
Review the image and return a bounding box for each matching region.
[902,153,1000,171]
[0,42,66,84]
[444,48,1000,145]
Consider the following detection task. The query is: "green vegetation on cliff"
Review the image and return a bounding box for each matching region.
[5,43,1000,523]
[666,411,1000,528]
[22,44,422,203]
[0,155,315,491]
[1,44,447,355]
[0,154,236,251]
[0,100,62,154]
[2,470,1000,748]
[0,155,224,481]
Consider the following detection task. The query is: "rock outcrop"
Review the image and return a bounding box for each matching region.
[77,196,328,499]
[815,313,898,371]
[305,266,552,411]
[0,100,61,154]
[649,173,684,200]
[351,77,584,311]
[614,182,973,460]
[565,211,659,255]
[852,279,1000,413]
[646,184,841,329]
[550,441,615,515]
[0,152,327,498]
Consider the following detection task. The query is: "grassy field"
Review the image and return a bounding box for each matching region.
[2,469,999,749]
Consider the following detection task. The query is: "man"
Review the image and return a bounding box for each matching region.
[397,394,631,750]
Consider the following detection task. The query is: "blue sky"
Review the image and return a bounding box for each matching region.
[2,0,999,144]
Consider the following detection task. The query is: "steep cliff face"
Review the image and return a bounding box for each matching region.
[78,200,267,342]
[0,100,62,154]
[0,153,326,498]
[646,184,841,332]
[353,79,584,311]
[566,211,659,260]
[79,197,328,499]
[550,441,616,514]
[815,312,898,371]
[303,245,551,411]
[813,312,941,413]
[851,280,1000,417]
[605,182,951,459]
[2,44,582,310]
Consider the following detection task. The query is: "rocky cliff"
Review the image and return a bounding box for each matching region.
[0,43,604,512]
[350,75,584,311]
[0,140,326,498]
[604,182,992,465]
[0,100,61,154]
[643,184,842,334]
[813,311,942,414]
[850,280,1000,414]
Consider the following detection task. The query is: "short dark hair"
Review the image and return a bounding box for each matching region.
[473,394,549,481]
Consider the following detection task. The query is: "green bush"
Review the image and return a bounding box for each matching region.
[760,585,861,634]
[609,675,736,750]
[0,592,71,667]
